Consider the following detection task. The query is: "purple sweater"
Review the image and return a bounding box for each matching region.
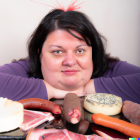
[0,59,140,103]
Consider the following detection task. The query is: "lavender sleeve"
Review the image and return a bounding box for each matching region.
[0,59,48,101]
[94,61,140,104]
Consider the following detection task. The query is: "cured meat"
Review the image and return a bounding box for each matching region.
[63,93,82,124]
[51,96,89,134]
[18,98,62,114]
[20,110,54,131]
[122,100,140,126]
[26,128,107,140]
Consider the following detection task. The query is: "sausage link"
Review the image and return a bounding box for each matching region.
[92,113,140,138]
[63,93,82,124]
[122,100,140,126]
[18,98,61,114]
[78,120,89,134]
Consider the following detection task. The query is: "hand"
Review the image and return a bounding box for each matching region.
[43,80,69,100]
[84,79,95,95]
[43,80,85,100]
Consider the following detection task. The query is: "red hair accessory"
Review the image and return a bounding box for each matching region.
[30,0,84,11]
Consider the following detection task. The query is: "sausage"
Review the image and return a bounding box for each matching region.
[78,120,89,134]
[122,100,140,126]
[90,123,128,139]
[52,96,89,134]
[63,93,82,124]
[92,113,140,137]
[78,102,90,134]
[18,98,62,114]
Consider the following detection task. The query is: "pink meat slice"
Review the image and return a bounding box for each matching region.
[20,110,54,131]
[26,128,107,140]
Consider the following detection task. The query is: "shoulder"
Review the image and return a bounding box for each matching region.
[104,61,140,77]
[12,58,30,71]
[0,57,30,77]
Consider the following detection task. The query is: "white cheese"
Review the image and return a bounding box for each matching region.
[0,97,24,133]
[84,93,122,115]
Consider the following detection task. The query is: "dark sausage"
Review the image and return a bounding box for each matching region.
[63,93,82,124]
[78,120,89,134]
[18,98,62,114]
[122,100,140,126]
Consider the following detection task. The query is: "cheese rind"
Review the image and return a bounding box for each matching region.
[0,97,24,133]
[84,93,122,115]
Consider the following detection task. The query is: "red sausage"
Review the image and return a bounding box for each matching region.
[63,93,82,124]
[18,98,62,114]
[92,113,140,138]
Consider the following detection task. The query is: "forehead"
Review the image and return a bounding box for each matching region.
[46,29,85,42]
[42,29,89,51]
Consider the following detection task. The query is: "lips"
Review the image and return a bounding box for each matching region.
[62,70,78,75]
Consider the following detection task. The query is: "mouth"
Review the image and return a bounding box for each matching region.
[61,70,78,75]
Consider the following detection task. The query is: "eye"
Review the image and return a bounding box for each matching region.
[53,50,63,54]
[76,49,84,53]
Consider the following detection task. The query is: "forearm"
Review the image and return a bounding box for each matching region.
[94,73,140,104]
[0,73,48,101]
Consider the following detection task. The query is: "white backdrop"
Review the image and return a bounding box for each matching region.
[0,0,140,66]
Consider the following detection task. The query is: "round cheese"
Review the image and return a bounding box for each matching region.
[0,97,24,133]
[84,93,122,115]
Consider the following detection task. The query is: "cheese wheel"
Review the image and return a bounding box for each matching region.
[84,93,122,115]
[0,97,24,133]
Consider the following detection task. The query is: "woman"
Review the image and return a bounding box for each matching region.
[0,9,140,104]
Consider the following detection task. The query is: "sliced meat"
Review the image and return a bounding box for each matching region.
[26,128,106,140]
[20,110,54,131]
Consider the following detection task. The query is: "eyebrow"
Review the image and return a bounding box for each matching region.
[49,44,88,49]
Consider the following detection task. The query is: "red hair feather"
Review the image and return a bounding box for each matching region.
[30,0,84,11]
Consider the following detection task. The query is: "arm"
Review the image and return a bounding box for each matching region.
[0,59,83,101]
[0,59,48,101]
[94,61,140,103]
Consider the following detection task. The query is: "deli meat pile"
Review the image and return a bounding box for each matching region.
[26,128,106,140]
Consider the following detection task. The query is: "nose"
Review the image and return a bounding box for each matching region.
[62,52,76,66]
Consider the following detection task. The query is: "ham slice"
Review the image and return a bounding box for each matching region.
[20,110,54,131]
[26,128,107,140]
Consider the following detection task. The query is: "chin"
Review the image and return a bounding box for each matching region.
[64,80,79,85]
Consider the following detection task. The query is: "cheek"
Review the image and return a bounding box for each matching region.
[41,58,57,82]
[80,53,93,70]
[79,52,93,78]
[41,54,62,74]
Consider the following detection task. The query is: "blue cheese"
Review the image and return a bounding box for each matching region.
[84,93,122,115]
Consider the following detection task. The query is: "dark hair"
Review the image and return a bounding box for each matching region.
[28,9,119,79]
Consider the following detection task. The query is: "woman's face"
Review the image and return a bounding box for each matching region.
[40,29,93,91]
